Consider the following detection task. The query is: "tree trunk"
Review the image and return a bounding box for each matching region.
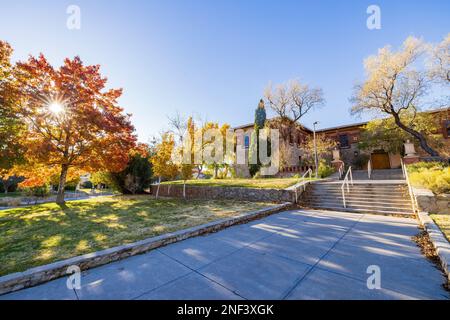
[1,179,9,194]
[393,113,440,157]
[196,165,203,179]
[56,164,69,205]
[183,181,186,199]
[155,177,161,199]
[214,165,218,179]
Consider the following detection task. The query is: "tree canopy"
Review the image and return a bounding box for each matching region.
[14,54,136,203]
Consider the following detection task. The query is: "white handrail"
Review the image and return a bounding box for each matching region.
[368,159,372,179]
[400,159,406,178]
[401,159,417,213]
[301,168,313,191]
[341,166,353,208]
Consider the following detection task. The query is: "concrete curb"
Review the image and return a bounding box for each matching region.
[0,202,292,296]
[417,211,450,282]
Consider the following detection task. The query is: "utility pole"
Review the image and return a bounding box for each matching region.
[313,121,319,179]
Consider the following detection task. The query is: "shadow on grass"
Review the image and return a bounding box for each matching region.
[0,196,270,276]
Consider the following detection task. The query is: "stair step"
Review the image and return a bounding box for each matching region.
[300,201,412,212]
[307,191,408,197]
[304,192,409,199]
[299,205,414,216]
[302,197,411,206]
[312,186,407,191]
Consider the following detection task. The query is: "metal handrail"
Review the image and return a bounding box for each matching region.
[401,159,417,213]
[293,168,313,203]
[301,168,313,191]
[368,159,372,179]
[341,166,353,208]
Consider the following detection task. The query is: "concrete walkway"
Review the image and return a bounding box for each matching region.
[1,209,449,300]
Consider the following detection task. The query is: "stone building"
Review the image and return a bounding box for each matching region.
[233,107,449,177]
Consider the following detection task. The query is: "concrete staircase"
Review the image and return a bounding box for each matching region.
[300,181,414,216]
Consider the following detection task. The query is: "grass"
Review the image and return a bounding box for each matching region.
[0,195,273,276]
[430,214,450,242]
[161,178,314,189]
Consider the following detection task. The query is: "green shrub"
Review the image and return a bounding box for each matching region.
[407,161,446,173]
[252,171,261,179]
[318,160,334,178]
[352,154,370,170]
[23,184,51,198]
[80,180,93,189]
[407,162,450,194]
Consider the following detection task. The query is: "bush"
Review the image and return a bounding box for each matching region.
[318,160,334,178]
[249,164,260,178]
[351,154,370,170]
[109,153,153,194]
[23,184,51,198]
[80,180,93,189]
[407,161,446,173]
[252,171,261,179]
[408,162,450,194]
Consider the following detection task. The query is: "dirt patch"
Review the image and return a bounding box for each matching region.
[413,227,449,291]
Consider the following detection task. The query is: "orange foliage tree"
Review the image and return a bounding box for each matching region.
[14,55,136,204]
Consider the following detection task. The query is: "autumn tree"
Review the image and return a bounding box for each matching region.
[202,122,231,178]
[150,133,178,198]
[302,134,336,164]
[14,55,136,204]
[359,111,444,155]
[177,117,195,198]
[0,41,26,189]
[351,36,440,157]
[428,33,450,84]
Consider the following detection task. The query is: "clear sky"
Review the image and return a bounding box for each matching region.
[1,0,449,142]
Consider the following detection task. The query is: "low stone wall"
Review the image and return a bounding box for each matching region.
[413,187,450,215]
[151,181,311,203]
[417,212,450,283]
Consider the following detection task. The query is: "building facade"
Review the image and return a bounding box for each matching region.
[233,107,449,177]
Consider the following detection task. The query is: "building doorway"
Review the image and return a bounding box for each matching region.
[371,151,391,169]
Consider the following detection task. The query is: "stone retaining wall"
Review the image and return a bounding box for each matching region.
[413,187,450,215]
[151,181,310,203]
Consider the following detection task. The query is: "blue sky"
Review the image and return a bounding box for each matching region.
[1,0,449,142]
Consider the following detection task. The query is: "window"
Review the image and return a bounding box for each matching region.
[244,135,250,148]
[339,134,349,148]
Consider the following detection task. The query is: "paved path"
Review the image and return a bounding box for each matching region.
[2,209,449,300]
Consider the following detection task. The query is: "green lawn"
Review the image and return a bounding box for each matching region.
[161,178,314,189]
[430,214,450,242]
[0,196,273,276]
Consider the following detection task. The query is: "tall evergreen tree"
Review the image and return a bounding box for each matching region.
[249,99,266,176]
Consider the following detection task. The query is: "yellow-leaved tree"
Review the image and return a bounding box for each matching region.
[151,133,178,198]
[351,36,446,157]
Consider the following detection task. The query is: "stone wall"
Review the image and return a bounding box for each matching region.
[151,182,310,204]
[413,187,450,215]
